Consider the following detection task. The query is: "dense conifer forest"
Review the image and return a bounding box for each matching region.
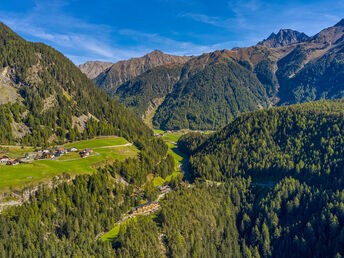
[183,100,344,183]
[0,23,153,147]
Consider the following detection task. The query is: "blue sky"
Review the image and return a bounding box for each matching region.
[1,0,343,64]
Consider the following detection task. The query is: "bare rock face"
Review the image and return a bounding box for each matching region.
[0,66,20,105]
[78,61,114,79]
[93,50,192,93]
[257,29,309,48]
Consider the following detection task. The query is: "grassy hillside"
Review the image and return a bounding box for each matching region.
[0,137,138,192]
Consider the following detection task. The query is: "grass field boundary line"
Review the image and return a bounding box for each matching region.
[93,143,133,149]
[0,145,34,148]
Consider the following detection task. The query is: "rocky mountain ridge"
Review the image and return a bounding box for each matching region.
[86,18,344,130]
[91,50,191,94]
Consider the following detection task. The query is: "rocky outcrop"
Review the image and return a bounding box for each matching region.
[0,174,73,212]
[78,61,114,79]
[257,29,309,48]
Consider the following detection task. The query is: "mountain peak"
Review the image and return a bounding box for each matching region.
[334,18,344,27]
[257,29,309,48]
[146,49,164,56]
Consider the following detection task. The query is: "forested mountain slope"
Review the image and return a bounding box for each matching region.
[277,20,344,104]
[153,50,271,129]
[0,23,154,147]
[113,48,276,130]
[115,63,184,122]
[182,100,344,184]
[173,99,344,257]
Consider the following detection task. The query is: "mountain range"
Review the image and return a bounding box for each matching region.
[80,18,344,130]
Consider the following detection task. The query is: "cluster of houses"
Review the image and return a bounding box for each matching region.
[0,146,94,166]
[156,130,214,135]
[36,147,79,160]
[129,202,160,215]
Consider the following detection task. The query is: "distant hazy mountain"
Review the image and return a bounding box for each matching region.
[78,61,113,79]
[88,19,344,130]
[257,29,309,48]
[93,50,191,94]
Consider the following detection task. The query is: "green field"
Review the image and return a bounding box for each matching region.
[152,131,185,186]
[101,217,136,242]
[101,212,159,242]
[0,137,138,192]
[153,130,183,143]
[166,143,183,168]
[162,133,183,143]
[153,171,180,187]
[64,137,128,149]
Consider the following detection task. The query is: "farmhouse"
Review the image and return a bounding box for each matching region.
[17,157,30,163]
[25,152,39,160]
[43,153,55,159]
[79,148,93,158]
[57,148,67,155]
[79,149,90,158]
[6,159,19,165]
[80,152,89,158]
[68,147,78,152]
[0,156,9,163]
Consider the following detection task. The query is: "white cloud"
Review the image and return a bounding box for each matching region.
[0,0,120,64]
[119,29,255,56]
